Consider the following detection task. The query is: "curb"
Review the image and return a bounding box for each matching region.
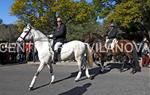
[27,61,97,66]
[27,61,77,66]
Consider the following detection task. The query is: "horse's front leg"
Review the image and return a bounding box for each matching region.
[47,63,55,84]
[29,62,45,91]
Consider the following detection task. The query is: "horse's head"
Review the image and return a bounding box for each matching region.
[17,23,33,42]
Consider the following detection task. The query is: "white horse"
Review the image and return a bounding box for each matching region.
[17,24,93,90]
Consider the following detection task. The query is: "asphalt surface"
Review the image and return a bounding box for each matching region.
[0,63,149,95]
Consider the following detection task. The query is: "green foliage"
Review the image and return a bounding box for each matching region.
[11,0,56,33]
[15,20,26,32]
[52,0,95,24]
[92,0,150,33]
[10,0,150,40]
[93,0,116,18]
[11,0,96,33]
[10,0,99,40]
[107,0,142,28]
[142,0,150,30]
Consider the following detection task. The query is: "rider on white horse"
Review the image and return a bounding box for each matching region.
[17,24,93,90]
[48,17,67,63]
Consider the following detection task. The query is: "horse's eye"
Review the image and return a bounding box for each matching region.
[24,31,28,33]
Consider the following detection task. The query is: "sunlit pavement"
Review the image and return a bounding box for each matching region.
[0,63,149,95]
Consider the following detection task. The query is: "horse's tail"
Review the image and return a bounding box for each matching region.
[85,43,93,67]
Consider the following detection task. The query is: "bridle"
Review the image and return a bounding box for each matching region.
[18,27,32,42]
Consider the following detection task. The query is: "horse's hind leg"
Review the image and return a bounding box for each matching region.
[47,63,55,84]
[75,57,82,82]
[120,55,128,72]
[85,66,91,79]
[29,62,45,90]
[120,62,125,72]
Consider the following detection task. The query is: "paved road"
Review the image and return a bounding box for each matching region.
[0,63,149,95]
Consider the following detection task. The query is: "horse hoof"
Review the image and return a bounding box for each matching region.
[75,80,79,82]
[100,69,104,72]
[120,69,123,72]
[137,69,141,72]
[28,87,34,91]
[104,67,110,70]
[88,76,93,80]
[131,70,136,74]
[50,81,54,84]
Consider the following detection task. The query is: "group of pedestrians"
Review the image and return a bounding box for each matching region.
[0,42,38,64]
[17,42,38,64]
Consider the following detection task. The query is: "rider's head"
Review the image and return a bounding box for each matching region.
[57,17,62,26]
[109,19,117,27]
[110,23,115,27]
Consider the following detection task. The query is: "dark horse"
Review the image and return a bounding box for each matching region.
[83,32,141,74]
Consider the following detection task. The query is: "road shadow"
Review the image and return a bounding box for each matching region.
[30,72,91,91]
[30,71,80,90]
[106,62,131,71]
[30,82,50,91]
[89,66,111,79]
[58,83,92,95]
[89,62,132,79]
[47,63,127,85]
[52,71,78,84]
[53,66,112,83]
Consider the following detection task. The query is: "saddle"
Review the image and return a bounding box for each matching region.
[53,41,68,54]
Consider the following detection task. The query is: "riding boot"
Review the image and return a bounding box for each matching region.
[53,51,58,64]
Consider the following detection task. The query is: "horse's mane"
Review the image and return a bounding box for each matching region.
[88,32,105,41]
[83,32,105,44]
[31,27,49,41]
[91,32,104,40]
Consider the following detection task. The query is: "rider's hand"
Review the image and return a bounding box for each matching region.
[48,34,53,39]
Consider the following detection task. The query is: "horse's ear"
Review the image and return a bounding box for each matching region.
[27,23,31,28]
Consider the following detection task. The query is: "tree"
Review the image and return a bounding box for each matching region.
[141,0,150,30]
[106,0,150,34]
[107,0,142,28]
[11,0,95,33]
[94,0,150,29]
[10,0,99,40]
[52,0,95,24]
[93,0,117,18]
[11,0,56,33]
